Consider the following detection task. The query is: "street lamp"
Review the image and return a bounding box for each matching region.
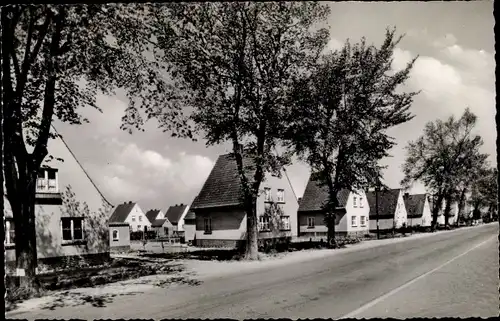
[376,179,380,240]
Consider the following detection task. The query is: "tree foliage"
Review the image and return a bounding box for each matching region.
[401,108,488,228]
[129,2,330,259]
[284,28,418,245]
[1,4,177,287]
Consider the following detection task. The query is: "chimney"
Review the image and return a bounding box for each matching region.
[298,197,302,204]
[404,192,409,198]
[180,203,184,206]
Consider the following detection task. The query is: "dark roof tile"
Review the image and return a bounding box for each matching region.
[165,204,188,224]
[298,177,350,212]
[145,209,161,224]
[366,189,401,219]
[403,193,427,218]
[151,219,167,227]
[108,202,136,223]
[191,153,255,210]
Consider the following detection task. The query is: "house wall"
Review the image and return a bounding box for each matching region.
[421,198,432,227]
[369,217,395,231]
[177,206,190,232]
[184,220,196,242]
[195,209,247,247]
[124,204,150,232]
[345,191,370,235]
[407,216,422,227]
[153,220,175,237]
[109,225,130,251]
[257,171,299,238]
[5,132,110,264]
[394,191,408,228]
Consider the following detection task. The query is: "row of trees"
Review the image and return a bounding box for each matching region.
[401,108,497,229]
[2,3,494,291]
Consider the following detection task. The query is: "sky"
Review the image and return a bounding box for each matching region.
[54,1,496,212]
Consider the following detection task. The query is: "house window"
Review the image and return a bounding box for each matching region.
[204,217,212,234]
[277,189,285,203]
[259,216,270,231]
[138,225,141,230]
[164,227,169,235]
[360,216,366,227]
[36,168,58,193]
[280,216,290,230]
[307,217,315,228]
[264,187,272,202]
[131,216,136,222]
[139,216,142,222]
[61,217,84,242]
[112,229,119,241]
[353,196,357,207]
[351,216,357,227]
[360,197,364,208]
[5,219,15,245]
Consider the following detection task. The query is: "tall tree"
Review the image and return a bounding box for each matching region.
[401,108,487,230]
[284,28,418,246]
[1,4,178,289]
[125,2,330,259]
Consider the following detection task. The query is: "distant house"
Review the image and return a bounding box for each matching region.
[297,176,370,240]
[403,193,432,227]
[145,209,165,224]
[150,218,174,238]
[190,153,299,248]
[165,203,190,234]
[4,127,112,269]
[428,196,460,226]
[366,188,408,232]
[183,211,196,243]
[108,202,149,232]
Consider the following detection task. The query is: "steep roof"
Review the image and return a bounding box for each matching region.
[108,202,136,223]
[403,194,427,218]
[297,177,351,212]
[145,209,161,224]
[366,188,401,219]
[190,153,255,210]
[165,204,188,224]
[151,219,167,228]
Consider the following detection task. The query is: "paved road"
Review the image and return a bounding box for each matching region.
[7,224,498,319]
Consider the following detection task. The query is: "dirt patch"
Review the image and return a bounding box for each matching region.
[5,257,200,313]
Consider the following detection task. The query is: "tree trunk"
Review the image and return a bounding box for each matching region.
[457,188,467,225]
[244,196,258,260]
[8,163,39,290]
[443,194,452,227]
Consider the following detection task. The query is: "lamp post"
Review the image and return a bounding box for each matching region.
[376,180,380,240]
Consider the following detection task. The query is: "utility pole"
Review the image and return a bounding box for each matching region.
[376,180,380,240]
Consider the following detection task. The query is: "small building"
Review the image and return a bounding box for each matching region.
[108,222,131,252]
[297,175,370,240]
[109,201,149,232]
[403,193,432,228]
[190,152,299,248]
[145,209,165,224]
[366,188,408,232]
[150,218,175,238]
[165,203,190,235]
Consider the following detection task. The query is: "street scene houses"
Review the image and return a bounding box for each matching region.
[297,175,370,240]
[189,152,299,248]
[4,128,112,267]
[165,203,191,236]
[366,188,408,232]
[108,201,149,232]
[403,193,432,228]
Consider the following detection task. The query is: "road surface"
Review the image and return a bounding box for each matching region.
[6,223,498,319]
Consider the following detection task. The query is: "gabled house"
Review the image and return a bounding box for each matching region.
[145,209,165,224]
[403,193,432,227]
[4,126,112,269]
[428,196,460,226]
[190,153,299,248]
[165,203,190,234]
[109,201,149,232]
[366,188,408,232]
[297,176,370,240]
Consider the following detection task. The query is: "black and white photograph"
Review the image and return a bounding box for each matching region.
[2,1,497,319]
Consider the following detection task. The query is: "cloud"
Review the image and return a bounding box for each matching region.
[87,139,215,209]
[323,37,344,53]
[432,33,458,48]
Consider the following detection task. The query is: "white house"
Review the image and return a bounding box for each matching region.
[366,188,408,231]
[403,193,432,227]
[297,175,370,240]
[108,202,149,232]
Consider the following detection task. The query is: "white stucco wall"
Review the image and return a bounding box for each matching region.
[124,204,150,232]
[345,190,370,234]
